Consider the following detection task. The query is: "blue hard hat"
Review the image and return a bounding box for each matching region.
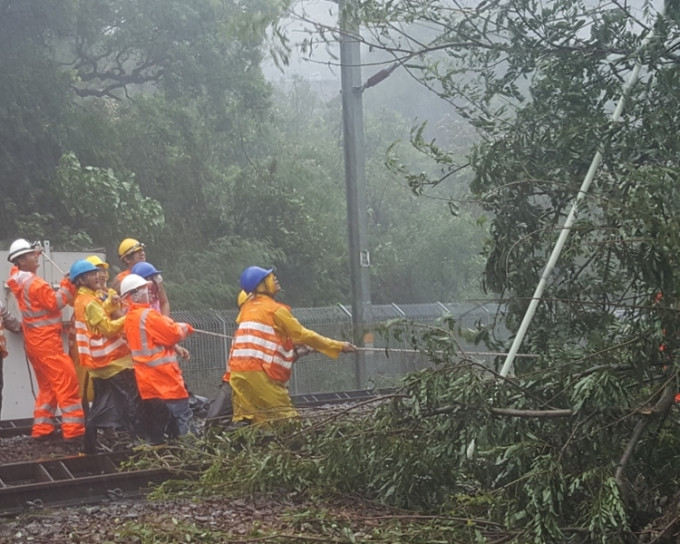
[69,259,98,282]
[131,261,162,279]
[240,266,273,294]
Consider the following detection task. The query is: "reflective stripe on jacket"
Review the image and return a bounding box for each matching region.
[228,296,296,383]
[124,304,192,400]
[7,268,74,346]
[73,288,130,369]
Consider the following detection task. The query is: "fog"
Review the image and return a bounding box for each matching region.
[263,0,457,131]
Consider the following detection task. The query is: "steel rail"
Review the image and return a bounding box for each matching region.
[0,451,177,515]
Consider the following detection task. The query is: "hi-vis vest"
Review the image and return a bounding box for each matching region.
[73,290,129,369]
[7,269,72,336]
[125,306,191,399]
[228,296,296,383]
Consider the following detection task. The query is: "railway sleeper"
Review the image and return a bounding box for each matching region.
[0,452,174,515]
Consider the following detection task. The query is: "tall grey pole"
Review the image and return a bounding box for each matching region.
[339,0,373,387]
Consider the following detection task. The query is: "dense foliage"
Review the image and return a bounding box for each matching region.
[0,0,483,308]
[7,0,677,541]
[134,329,680,543]
[285,0,680,541]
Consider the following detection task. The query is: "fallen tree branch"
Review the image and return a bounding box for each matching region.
[614,380,676,492]
[489,407,573,418]
[423,404,573,418]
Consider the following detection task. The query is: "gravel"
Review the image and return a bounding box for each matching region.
[0,495,304,543]
[0,430,132,465]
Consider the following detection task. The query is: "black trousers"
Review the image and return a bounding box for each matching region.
[143,398,172,445]
[205,381,232,419]
[84,368,146,453]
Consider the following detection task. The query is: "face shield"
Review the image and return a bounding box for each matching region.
[129,285,150,305]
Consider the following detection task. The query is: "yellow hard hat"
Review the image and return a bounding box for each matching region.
[85,255,109,269]
[118,238,145,259]
[237,290,251,307]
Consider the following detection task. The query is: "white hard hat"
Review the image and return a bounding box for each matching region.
[120,274,150,297]
[8,238,39,263]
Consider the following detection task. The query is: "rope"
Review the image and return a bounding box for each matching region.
[25,355,37,400]
[192,329,536,359]
[356,347,538,358]
[194,328,233,340]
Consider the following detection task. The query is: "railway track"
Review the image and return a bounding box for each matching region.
[0,452,173,515]
[0,418,34,439]
[0,388,392,515]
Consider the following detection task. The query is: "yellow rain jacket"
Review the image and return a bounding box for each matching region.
[229,294,345,424]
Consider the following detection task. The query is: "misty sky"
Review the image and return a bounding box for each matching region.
[265,0,667,86]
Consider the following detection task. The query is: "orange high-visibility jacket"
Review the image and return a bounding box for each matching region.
[124,303,192,400]
[7,268,74,347]
[73,288,130,369]
[112,269,130,291]
[228,296,297,383]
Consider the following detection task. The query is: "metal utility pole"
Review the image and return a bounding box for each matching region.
[338,0,373,387]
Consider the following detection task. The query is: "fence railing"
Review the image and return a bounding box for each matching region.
[172,302,507,400]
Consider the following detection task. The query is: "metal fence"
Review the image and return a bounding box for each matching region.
[173,302,507,401]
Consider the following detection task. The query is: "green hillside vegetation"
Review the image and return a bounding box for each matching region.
[0,0,483,308]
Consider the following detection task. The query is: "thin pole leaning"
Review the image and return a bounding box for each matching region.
[500,9,665,378]
[41,250,66,276]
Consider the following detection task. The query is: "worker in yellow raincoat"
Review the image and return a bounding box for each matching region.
[69,255,122,404]
[206,290,251,421]
[70,260,145,454]
[229,266,356,424]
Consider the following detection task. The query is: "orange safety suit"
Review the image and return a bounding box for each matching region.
[124,302,193,400]
[6,268,85,439]
[228,294,345,423]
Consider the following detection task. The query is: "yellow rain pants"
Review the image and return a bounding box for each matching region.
[230,370,298,424]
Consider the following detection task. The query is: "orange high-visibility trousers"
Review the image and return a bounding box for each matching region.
[25,343,85,439]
